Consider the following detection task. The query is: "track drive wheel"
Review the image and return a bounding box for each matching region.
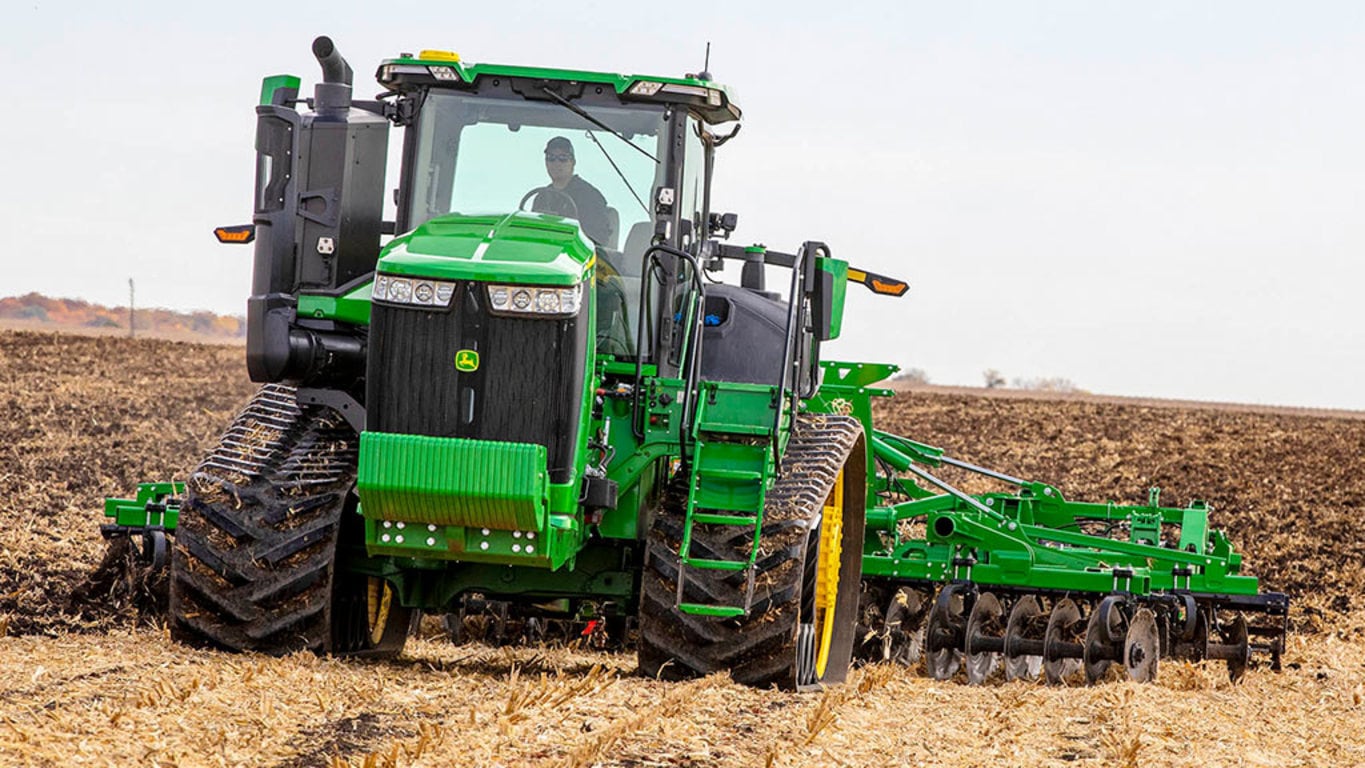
[329,497,415,658]
[637,414,866,690]
[169,385,405,656]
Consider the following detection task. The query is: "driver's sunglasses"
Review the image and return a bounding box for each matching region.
[545,154,573,163]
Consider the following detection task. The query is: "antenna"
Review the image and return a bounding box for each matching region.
[698,42,712,82]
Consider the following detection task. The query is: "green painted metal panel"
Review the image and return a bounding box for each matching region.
[678,603,747,618]
[258,74,300,106]
[692,381,777,437]
[1179,504,1210,555]
[298,281,373,325]
[862,484,1264,598]
[357,431,548,532]
[103,482,183,529]
[819,361,898,391]
[690,440,767,513]
[377,211,596,286]
[817,257,848,340]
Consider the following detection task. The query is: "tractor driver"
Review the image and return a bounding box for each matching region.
[530,136,612,245]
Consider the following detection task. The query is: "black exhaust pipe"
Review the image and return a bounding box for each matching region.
[312,36,353,85]
[311,36,353,117]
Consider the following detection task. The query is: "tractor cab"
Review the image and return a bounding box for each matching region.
[376,51,743,365]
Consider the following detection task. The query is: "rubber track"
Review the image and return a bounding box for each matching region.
[169,384,358,654]
[638,413,863,688]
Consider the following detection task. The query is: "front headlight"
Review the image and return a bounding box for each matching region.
[372,274,457,308]
[486,283,582,318]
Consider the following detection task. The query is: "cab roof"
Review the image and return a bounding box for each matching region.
[376,50,741,125]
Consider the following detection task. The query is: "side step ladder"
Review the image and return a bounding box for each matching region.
[675,439,771,617]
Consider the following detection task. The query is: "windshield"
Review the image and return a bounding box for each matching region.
[406,90,671,361]
[408,91,666,252]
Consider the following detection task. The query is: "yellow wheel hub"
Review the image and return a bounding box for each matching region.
[813,470,845,678]
[366,576,394,646]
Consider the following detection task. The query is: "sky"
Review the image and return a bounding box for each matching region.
[3,1,1363,410]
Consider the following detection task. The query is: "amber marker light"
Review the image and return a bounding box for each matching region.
[870,278,909,296]
[213,225,256,244]
[848,267,909,296]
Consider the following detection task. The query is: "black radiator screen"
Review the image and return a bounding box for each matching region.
[366,282,587,483]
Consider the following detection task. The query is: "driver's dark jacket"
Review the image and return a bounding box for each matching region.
[533,175,610,244]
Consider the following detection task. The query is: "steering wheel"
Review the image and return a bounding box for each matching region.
[519,186,579,219]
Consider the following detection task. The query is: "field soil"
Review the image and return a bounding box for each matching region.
[1,328,1362,767]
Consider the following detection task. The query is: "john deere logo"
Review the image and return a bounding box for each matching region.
[455,349,480,372]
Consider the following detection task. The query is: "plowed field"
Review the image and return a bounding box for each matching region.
[1,329,1362,767]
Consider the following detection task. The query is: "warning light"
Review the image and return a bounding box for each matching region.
[418,49,461,63]
[214,225,255,244]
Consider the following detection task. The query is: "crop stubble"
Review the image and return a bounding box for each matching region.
[0,329,1361,767]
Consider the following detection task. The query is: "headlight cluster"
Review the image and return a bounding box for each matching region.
[628,80,723,106]
[487,283,582,317]
[372,274,457,308]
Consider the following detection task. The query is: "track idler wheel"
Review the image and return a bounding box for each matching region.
[1124,608,1161,683]
[1043,598,1085,685]
[1003,594,1046,681]
[926,584,968,680]
[1084,595,1127,684]
[963,591,1005,685]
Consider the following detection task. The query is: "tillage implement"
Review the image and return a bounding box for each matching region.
[101,37,1286,688]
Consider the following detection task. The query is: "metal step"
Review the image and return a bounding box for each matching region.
[691,512,758,526]
[698,467,763,482]
[677,603,747,618]
[683,557,750,572]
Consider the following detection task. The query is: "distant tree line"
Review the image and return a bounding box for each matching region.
[0,292,246,339]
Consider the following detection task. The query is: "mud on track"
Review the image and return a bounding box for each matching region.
[1,328,1362,767]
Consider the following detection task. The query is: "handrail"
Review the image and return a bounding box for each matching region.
[633,244,707,465]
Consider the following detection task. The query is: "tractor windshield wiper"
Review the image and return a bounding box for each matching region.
[539,86,656,217]
[583,131,651,217]
[539,86,658,163]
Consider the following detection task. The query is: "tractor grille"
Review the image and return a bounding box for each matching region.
[366,282,587,483]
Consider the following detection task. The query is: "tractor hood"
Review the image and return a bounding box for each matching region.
[377,211,597,286]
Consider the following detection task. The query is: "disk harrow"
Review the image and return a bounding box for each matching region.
[854,428,1289,686]
[860,583,1278,685]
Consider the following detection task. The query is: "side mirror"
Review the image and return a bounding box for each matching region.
[707,211,738,238]
[804,245,846,342]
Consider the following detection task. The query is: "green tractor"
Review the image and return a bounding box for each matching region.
[103,37,1286,689]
